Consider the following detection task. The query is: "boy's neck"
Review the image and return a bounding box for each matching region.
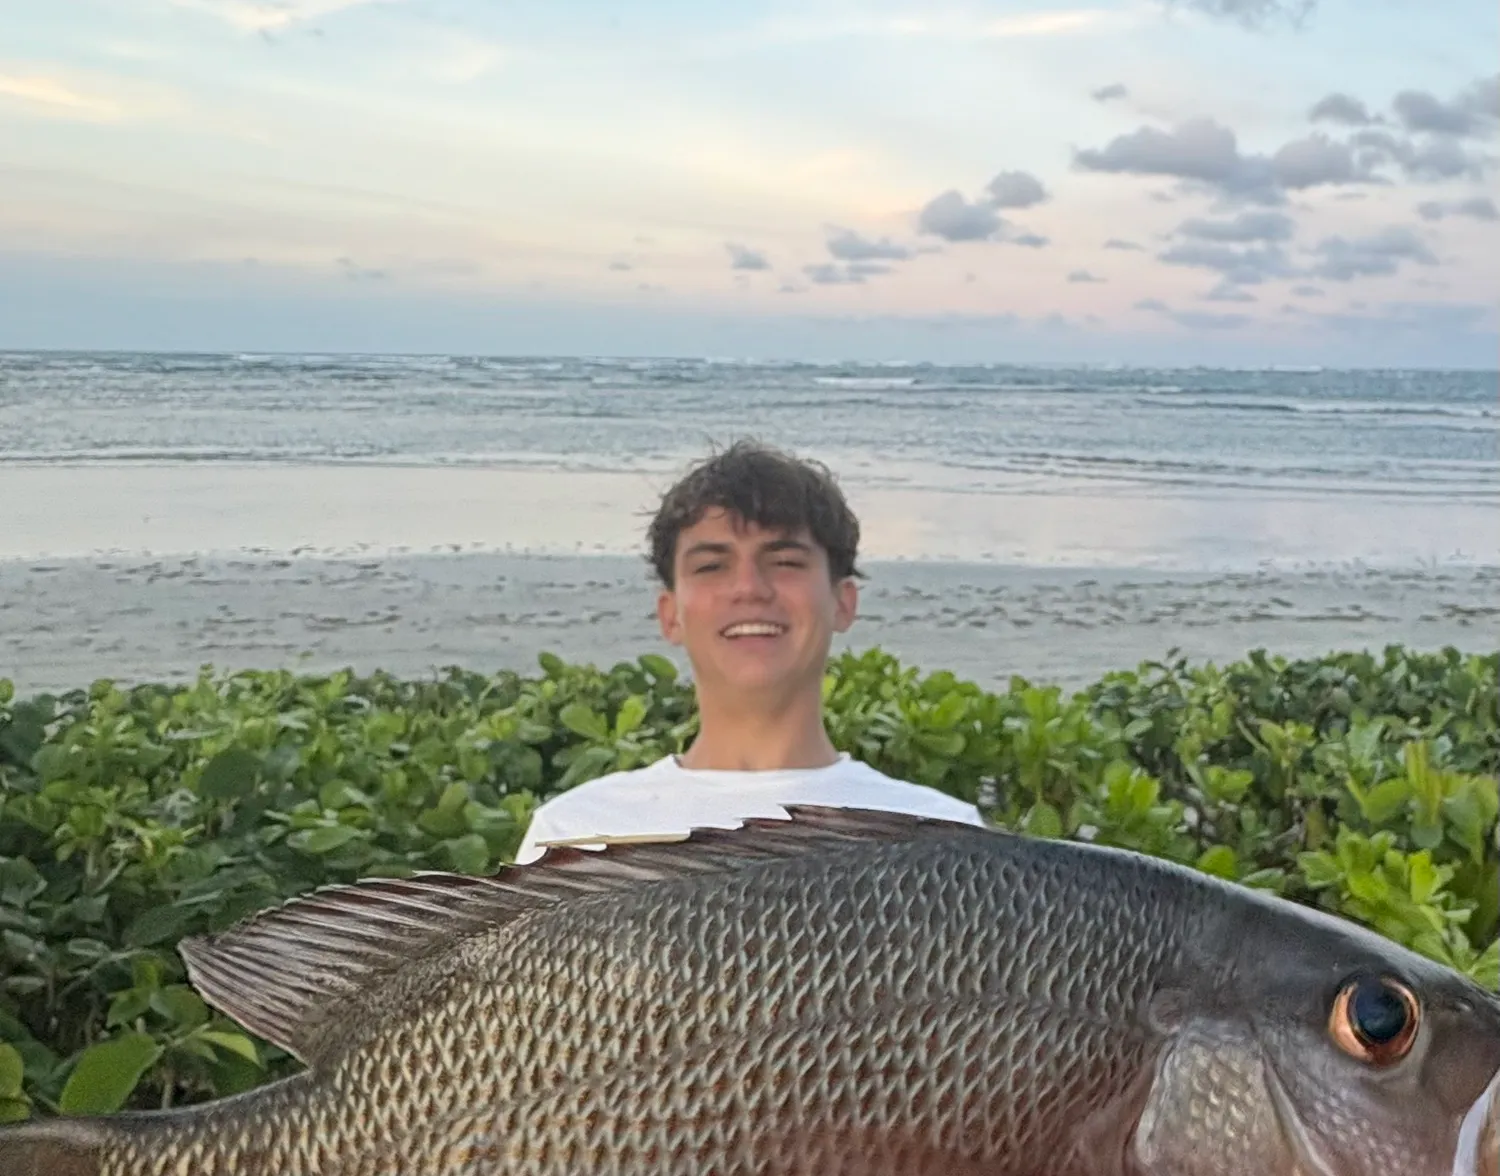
[676,693,839,772]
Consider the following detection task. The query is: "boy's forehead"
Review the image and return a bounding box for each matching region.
[677,508,813,546]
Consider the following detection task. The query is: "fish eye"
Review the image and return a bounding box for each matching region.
[1330,975,1420,1065]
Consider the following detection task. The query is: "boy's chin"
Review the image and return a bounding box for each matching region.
[705,657,811,695]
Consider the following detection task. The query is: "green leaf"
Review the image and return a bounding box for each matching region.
[198,747,262,801]
[1410,818,1444,851]
[107,988,152,1027]
[124,903,198,948]
[1021,802,1063,840]
[1358,777,1411,825]
[287,825,361,855]
[639,654,677,684]
[0,1043,23,1097]
[559,704,609,742]
[196,1030,261,1067]
[1196,845,1239,880]
[443,834,490,875]
[931,691,968,730]
[58,1032,163,1115]
[1297,851,1343,889]
[150,986,208,1029]
[915,730,966,758]
[558,745,616,789]
[614,696,648,738]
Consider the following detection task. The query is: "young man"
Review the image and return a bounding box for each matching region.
[512,440,985,863]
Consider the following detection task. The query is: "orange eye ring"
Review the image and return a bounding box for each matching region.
[1330,975,1421,1065]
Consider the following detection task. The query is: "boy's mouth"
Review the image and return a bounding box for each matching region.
[720,621,788,639]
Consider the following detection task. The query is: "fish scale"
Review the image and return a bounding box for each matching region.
[3,806,1498,1176]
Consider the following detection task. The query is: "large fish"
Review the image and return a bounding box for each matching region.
[2,806,1497,1175]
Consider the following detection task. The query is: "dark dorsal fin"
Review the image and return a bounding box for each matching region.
[178,805,977,1065]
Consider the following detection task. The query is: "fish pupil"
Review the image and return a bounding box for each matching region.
[1351,979,1408,1044]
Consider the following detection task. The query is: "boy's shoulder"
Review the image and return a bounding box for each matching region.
[512,751,983,863]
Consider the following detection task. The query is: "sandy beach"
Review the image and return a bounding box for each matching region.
[3,550,1496,698]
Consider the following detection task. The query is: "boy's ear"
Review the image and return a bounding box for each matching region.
[832,575,858,634]
[657,587,684,645]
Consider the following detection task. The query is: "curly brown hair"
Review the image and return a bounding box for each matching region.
[646,440,862,588]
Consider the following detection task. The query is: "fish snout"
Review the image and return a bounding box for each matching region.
[1453,1068,1500,1176]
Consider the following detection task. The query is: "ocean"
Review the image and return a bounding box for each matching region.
[1,351,1496,569]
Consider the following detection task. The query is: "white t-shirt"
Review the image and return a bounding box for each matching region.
[512,751,986,864]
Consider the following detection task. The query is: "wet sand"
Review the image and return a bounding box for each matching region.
[3,552,1495,697]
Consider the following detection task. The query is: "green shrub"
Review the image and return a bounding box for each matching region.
[0,643,1494,1121]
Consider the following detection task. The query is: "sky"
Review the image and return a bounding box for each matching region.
[1,0,1497,365]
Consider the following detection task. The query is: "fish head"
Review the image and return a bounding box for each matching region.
[1132,896,1500,1176]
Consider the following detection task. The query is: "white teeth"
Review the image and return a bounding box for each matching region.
[723,623,785,637]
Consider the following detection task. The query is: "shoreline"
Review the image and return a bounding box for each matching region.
[4,551,1495,699]
[2,462,1495,572]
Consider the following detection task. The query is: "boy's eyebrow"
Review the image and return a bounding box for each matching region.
[681,540,733,561]
[680,536,812,561]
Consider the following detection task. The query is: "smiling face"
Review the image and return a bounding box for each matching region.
[657,507,857,704]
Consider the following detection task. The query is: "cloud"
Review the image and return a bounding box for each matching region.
[1136,297,1253,329]
[336,257,386,281]
[1158,242,1294,285]
[1103,238,1143,251]
[1076,116,1409,204]
[171,0,391,33]
[917,190,1001,241]
[1306,76,1500,183]
[607,260,632,272]
[1416,196,1499,222]
[1203,281,1257,302]
[824,228,912,261]
[982,10,1122,37]
[0,69,181,124]
[1270,134,1362,189]
[1393,76,1499,138]
[1291,284,1325,297]
[1076,118,1244,185]
[1177,210,1295,242]
[803,261,891,285]
[1308,93,1378,127]
[986,170,1048,209]
[1283,299,1496,338]
[917,167,1050,245]
[1306,226,1438,281]
[0,72,124,121]
[1092,83,1128,103]
[1067,269,1105,283]
[1158,211,1301,292]
[706,7,1133,52]
[725,243,770,271]
[1074,119,1353,203]
[1164,0,1317,26]
[1351,129,1490,181]
[422,32,508,84]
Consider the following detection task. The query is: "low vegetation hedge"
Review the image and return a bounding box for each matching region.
[0,643,1495,1121]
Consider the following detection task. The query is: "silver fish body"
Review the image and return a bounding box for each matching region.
[2,805,1497,1175]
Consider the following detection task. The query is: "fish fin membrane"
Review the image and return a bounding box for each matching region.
[179,805,982,1065]
[0,1117,105,1176]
